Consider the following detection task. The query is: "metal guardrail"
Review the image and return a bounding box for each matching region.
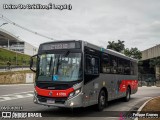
[0,66,30,72]
[0,66,29,69]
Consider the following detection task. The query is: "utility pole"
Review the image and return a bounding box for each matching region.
[15,37,19,66]
[16,51,17,66]
[8,39,10,50]
[0,23,9,50]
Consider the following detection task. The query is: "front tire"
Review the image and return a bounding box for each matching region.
[96,90,107,111]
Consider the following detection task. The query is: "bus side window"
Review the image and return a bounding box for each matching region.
[124,60,131,75]
[118,58,124,74]
[85,55,99,75]
[110,55,118,74]
[102,54,110,73]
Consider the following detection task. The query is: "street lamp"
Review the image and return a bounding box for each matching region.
[0,23,10,50]
[0,23,8,27]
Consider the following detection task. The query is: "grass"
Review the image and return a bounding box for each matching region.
[139,97,160,120]
[0,48,31,66]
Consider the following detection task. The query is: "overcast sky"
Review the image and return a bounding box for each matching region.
[0,0,160,51]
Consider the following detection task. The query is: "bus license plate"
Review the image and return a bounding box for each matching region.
[47,99,55,104]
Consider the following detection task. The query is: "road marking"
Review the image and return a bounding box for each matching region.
[0,91,34,102]
[2,91,33,96]
[16,95,24,98]
[26,94,33,97]
[0,97,11,100]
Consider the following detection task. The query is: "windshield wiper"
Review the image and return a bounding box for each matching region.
[52,54,60,76]
[56,55,61,74]
[49,56,53,76]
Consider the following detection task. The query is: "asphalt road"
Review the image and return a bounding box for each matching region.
[0,84,160,120]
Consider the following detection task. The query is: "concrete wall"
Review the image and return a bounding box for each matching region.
[142,44,160,60]
[156,66,160,80]
[0,72,35,84]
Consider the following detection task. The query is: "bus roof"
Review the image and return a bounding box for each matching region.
[82,40,138,62]
[39,40,138,62]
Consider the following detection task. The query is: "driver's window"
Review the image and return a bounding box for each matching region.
[30,55,37,73]
[85,55,99,75]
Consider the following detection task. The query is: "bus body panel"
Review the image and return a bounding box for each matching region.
[82,74,138,107]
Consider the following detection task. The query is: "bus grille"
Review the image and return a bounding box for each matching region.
[37,95,67,104]
[36,83,71,90]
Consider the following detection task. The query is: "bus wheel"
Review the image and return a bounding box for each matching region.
[124,87,130,102]
[97,90,106,111]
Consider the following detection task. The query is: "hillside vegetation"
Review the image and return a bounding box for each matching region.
[0,48,31,66]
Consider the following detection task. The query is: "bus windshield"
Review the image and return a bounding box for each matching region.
[38,52,82,82]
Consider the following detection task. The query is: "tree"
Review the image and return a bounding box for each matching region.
[107,40,125,53]
[107,40,142,59]
[124,47,142,60]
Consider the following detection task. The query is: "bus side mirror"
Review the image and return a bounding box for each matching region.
[30,54,37,73]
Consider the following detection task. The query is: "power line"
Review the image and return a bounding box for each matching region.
[0,14,57,41]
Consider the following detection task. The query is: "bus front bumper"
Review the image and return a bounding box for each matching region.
[33,93,83,108]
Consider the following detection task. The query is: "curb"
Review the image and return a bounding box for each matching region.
[134,96,160,120]
[138,86,159,87]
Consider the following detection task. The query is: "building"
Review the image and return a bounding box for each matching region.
[141,44,160,80]
[0,28,37,56]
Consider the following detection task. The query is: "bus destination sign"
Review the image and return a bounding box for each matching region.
[42,42,76,50]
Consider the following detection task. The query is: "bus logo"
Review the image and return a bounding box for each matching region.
[49,91,53,96]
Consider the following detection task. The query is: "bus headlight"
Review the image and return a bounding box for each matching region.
[69,92,74,98]
[70,102,74,106]
[75,89,81,94]
[68,88,81,99]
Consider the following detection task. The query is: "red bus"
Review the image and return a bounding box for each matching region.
[30,40,138,111]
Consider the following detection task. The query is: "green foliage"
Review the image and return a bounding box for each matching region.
[107,40,125,52]
[107,40,142,60]
[0,48,31,66]
[149,57,160,68]
[124,47,142,60]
